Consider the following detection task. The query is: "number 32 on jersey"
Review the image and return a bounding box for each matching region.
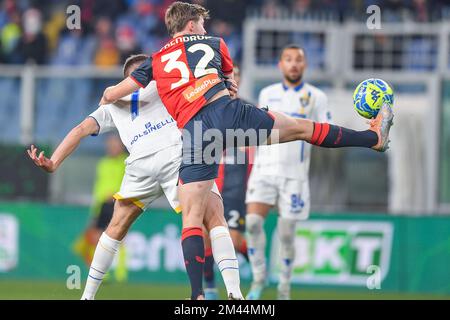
[161,44,218,90]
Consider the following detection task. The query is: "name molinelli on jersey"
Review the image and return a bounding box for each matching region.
[160,35,213,51]
[130,117,175,146]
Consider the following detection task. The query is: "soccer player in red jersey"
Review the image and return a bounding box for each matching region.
[100,2,394,300]
[203,65,252,300]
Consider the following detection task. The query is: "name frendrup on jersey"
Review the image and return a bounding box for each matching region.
[130,117,175,146]
[160,35,213,51]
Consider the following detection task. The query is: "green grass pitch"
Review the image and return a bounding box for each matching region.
[0,280,448,300]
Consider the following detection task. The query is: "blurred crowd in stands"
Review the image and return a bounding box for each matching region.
[0,0,449,66]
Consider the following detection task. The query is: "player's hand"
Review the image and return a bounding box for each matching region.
[226,78,238,99]
[27,145,56,173]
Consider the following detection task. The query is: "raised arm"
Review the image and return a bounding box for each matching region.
[27,117,99,173]
[100,77,140,105]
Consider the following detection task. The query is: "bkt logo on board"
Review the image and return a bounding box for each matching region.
[270,220,393,286]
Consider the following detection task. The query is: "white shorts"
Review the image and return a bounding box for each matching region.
[245,174,310,220]
[113,144,221,212]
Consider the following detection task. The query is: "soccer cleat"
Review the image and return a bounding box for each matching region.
[277,283,291,300]
[245,280,265,300]
[228,293,244,300]
[369,102,394,152]
[204,288,219,300]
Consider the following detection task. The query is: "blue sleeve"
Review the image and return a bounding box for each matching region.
[130,57,153,88]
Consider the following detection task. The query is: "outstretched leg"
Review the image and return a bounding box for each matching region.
[267,103,393,151]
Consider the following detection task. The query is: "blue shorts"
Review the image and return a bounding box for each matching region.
[179,96,275,184]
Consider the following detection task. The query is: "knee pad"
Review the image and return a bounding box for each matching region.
[245,214,264,235]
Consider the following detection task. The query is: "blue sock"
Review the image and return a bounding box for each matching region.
[311,122,378,148]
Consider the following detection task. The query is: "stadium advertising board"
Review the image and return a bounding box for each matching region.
[269,220,393,286]
[0,202,448,295]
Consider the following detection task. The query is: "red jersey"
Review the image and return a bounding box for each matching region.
[130,34,234,128]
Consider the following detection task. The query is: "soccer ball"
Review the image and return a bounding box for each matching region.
[353,78,394,119]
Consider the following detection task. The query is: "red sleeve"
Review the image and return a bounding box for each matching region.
[129,75,145,88]
[130,57,153,88]
[219,38,234,75]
